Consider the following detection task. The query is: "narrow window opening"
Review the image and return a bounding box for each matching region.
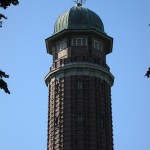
[78,81,83,89]
[101,117,105,127]
[100,84,103,94]
[77,113,83,124]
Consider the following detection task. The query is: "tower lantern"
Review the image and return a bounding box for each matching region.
[45,2,114,150]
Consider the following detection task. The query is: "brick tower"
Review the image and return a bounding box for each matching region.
[45,1,114,150]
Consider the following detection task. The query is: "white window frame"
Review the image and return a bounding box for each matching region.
[71,37,87,46]
[92,40,103,51]
[56,40,66,51]
[60,41,66,50]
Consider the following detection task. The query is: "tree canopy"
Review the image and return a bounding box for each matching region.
[0,0,19,94]
[0,0,19,27]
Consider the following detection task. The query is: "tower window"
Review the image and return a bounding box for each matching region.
[92,40,103,51]
[100,84,103,94]
[56,40,66,51]
[77,113,83,124]
[101,117,105,127]
[71,38,87,46]
[78,81,83,89]
[74,80,83,89]
[60,41,65,50]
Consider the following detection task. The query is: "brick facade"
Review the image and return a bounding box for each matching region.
[47,75,113,150]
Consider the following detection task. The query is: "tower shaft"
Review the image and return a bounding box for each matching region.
[45,5,114,150]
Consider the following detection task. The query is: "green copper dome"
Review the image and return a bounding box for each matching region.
[54,6,105,34]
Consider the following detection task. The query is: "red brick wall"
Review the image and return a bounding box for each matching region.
[47,76,114,150]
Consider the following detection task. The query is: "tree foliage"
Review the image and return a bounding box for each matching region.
[0,0,19,27]
[0,0,19,9]
[0,1,19,94]
[0,70,10,94]
[145,67,150,78]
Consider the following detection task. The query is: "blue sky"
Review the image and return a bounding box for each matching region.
[0,0,150,150]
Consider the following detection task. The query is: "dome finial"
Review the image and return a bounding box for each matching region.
[73,0,86,6]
